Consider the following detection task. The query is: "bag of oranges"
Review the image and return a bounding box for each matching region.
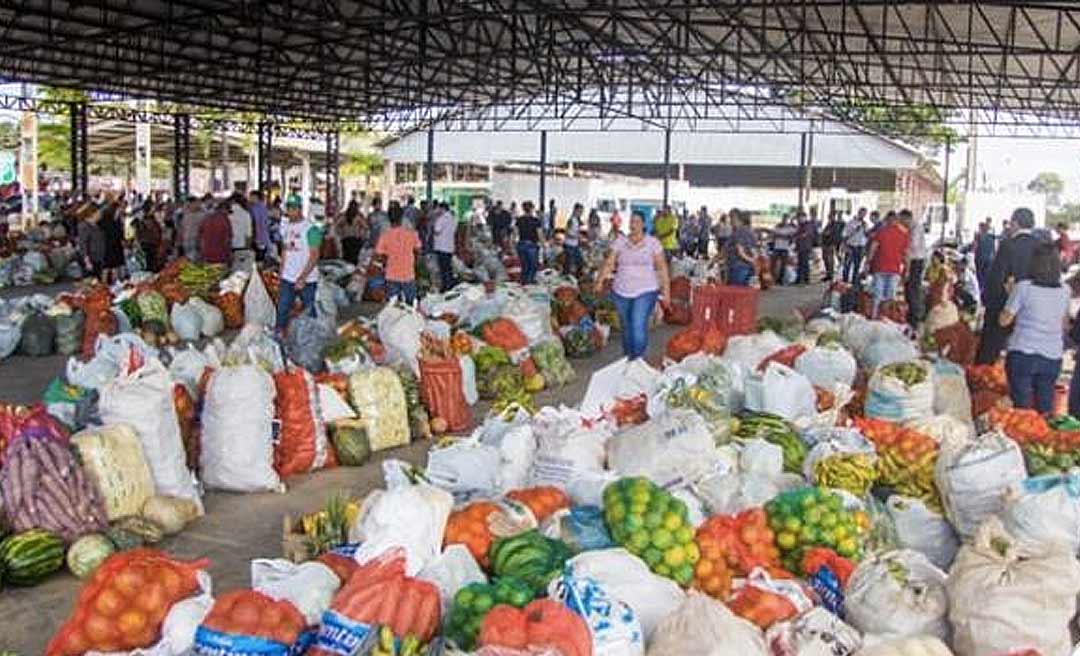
[194,589,309,655]
[47,549,210,656]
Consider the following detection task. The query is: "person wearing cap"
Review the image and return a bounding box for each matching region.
[276,195,323,335]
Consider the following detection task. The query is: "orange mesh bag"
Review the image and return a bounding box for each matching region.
[418,357,472,432]
[273,368,330,478]
[46,549,209,655]
[195,589,307,654]
[173,384,200,471]
[215,291,245,329]
[478,599,592,656]
[505,487,570,523]
[481,318,529,352]
[445,501,500,568]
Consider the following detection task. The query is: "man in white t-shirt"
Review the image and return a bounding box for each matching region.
[227,193,252,251]
[275,195,323,336]
[432,202,457,291]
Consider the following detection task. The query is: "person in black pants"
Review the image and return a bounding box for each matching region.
[516,202,542,284]
[976,207,1045,364]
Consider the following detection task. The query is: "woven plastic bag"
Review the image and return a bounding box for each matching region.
[201,362,282,492]
[347,367,410,452]
[934,430,1026,539]
[98,357,202,511]
[71,423,156,520]
[647,591,767,656]
[845,549,949,641]
[243,265,275,328]
[273,367,330,478]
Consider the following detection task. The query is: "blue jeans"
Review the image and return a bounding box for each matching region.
[517,241,539,284]
[1006,350,1061,414]
[1070,360,1080,417]
[387,280,417,305]
[728,262,753,286]
[843,246,863,284]
[276,279,317,334]
[871,272,901,317]
[563,245,583,277]
[611,290,659,360]
[436,251,454,292]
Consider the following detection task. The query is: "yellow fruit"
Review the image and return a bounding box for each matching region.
[664,546,686,568]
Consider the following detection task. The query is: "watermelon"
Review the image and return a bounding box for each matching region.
[0,529,65,586]
[66,533,116,578]
[106,526,145,551]
[329,420,371,466]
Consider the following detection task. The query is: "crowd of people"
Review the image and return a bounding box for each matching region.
[30,186,1080,420]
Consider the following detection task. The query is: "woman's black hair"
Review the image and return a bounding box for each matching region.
[1030,242,1062,287]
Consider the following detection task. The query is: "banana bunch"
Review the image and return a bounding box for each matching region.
[371,626,424,656]
[877,449,942,512]
[812,453,877,497]
[880,361,928,386]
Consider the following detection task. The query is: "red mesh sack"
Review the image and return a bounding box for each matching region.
[46,549,209,655]
[478,599,592,656]
[273,368,330,478]
[665,328,703,363]
[757,344,808,372]
[197,589,307,651]
[173,384,200,471]
[418,358,472,432]
[481,318,529,352]
[934,321,977,366]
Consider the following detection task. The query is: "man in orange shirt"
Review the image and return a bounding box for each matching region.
[375,204,422,304]
[865,210,910,319]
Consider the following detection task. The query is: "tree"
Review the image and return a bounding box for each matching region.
[1028,171,1065,208]
[1050,202,1080,225]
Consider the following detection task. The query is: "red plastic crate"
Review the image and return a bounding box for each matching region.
[691,284,759,335]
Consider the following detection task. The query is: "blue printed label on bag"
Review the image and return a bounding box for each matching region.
[312,610,375,655]
[193,627,290,656]
[809,566,845,618]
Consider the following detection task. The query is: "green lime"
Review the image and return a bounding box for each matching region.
[651,529,674,550]
[629,502,648,516]
[684,541,701,564]
[630,489,651,505]
[670,499,688,518]
[607,502,626,523]
[820,512,838,529]
[804,507,823,525]
[644,511,663,529]
[654,563,672,577]
[800,526,820,544]
[801,495,818,510]
[826,495,843,511]
[837,538,859,558]
[833,525,849,541]
[509,590,531,607]
[674,564,695,586]
[456,588,475,606]
[769,516,786,532]
[783,516,802,533]
[675,526,694,545]
[664,546,686,568]
[625,515,644,533]
[643,547,664,567]
[777,531,798,550]
[630,530,651,552]
[662,512,682,531]
[473,593,494,613]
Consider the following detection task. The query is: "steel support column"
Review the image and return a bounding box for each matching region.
[539,130,547,214]
[325,129,340,219]
[257,122,273,193]
[69,102,88,198]
[798,132,808,210]
[804,130,815,213]
[941,138,951,244]
[662,129,672,207]
[425,128,435,203]
[172,114,190,200]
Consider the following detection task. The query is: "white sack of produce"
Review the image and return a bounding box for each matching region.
[0,318,20,360]
[723,331,789,373]
[227,324,285,372]
[530,405,611,488]
[243,263,275,328]
[67,332,159,390]
[765,607,863,656]
[646,590,767,656]
[166,344,213,397]
[930,358,974,425]
[855,636,954,656]
[99,358,203,510]
[746,362,816,421]
[200,363,282,492]
[549,570,645,656]
[794,344,858,388]
[607,409,717,487]
[934,430,1026,539]
[317,383,356,422]
[169,301,203,342]
[947,516,1080,656]
[886,496,959,571]
[459,354,478,405]
[999,472,1080,555]
[505,294,555,345]
[580,357,658,417]
[425,440,502,497]
[347,367,410,452]
[188,297,224,337]
[418,544,487,614]
[861,335,920,371]
[472,408,536,493]
[70,424,156,521]
[670,353,745,413]
[904,415,973,445]
[351,461,454,576]
[844,549,950,641]
[376,302,425,376]
[251,558,342,626]
[865,360,935,424]
[566,548,685,642]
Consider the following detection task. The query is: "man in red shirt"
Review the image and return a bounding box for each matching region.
[197,200,233,265]
[865,210,910,319]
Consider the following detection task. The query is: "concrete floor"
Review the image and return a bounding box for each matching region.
[0,282,821,654]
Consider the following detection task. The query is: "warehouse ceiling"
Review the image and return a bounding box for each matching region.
[2,1,1080,136]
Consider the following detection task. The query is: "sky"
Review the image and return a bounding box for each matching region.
[948,137,1080,202]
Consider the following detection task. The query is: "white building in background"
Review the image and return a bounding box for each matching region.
[379,107,939,225]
